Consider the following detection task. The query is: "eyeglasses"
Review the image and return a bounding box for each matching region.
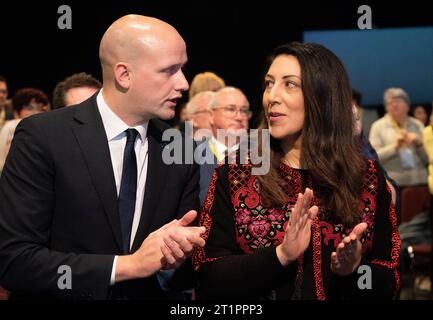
[213,105,252,119]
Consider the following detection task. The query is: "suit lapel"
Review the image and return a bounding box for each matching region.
[71,98,123,252]
[131,120,168,252]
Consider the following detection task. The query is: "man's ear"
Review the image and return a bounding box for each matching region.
[114,62,131,90]
[209,110,215,127]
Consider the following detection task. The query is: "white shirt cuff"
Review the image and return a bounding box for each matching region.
[110,255,118,285]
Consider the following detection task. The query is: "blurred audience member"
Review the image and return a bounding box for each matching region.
[189,71,225,100]
[0,88,49,173]
[369,88,428,188]
[198,87,251,205]
[186,91,214,141]
[52,72,101,109]
[412,104,429,126]
[0,76,14,130]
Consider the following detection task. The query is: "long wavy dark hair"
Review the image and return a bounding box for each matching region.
[256,42,367,226]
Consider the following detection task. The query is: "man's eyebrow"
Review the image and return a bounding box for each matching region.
[160,60,188,72]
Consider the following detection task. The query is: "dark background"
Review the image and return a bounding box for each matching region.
[1,0,432,125]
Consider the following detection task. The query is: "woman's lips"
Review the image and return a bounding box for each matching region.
[269,112,286,121]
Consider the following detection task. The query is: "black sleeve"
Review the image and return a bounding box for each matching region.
[165,159,201,292]
[337,161,401,299]
[176,160,200,221]
[0,118,113,299]
[193,165,297,299]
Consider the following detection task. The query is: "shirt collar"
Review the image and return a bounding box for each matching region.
[210,136,239,160]
[97,89,148,142]
[210,136,227,159]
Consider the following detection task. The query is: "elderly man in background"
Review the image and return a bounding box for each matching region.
[198,86,251,205]
[185,91,214,141]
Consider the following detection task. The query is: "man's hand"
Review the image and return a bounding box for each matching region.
[115,210,205,282]
[160,210,206,269]
[330,222,367,276]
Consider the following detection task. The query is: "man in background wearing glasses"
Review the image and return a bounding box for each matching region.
[199,86,251,205]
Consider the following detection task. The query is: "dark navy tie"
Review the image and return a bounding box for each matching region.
[118,128,139,253]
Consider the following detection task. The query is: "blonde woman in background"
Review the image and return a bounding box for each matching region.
[188,71,225,100]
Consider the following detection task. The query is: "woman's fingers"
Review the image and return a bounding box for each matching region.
[331,252,340,269]
[290,193,303,226]
[308,205,319,220]
[352,222,368,238]
[301,188,312,216]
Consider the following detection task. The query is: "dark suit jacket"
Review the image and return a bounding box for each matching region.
[0,94,200,299]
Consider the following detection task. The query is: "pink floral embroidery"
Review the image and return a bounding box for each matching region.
[248,220,271,238]
[235,208,252,228]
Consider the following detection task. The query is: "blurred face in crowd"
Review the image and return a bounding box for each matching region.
[0,81,8,107]
[18,99,50,118]
[352,103,362,136]
[385,96,409,122]
[413,105,428,125]
[65,86,99,106]
[263,54,304,143]
[189,94,213,132]
[211,88,250,137]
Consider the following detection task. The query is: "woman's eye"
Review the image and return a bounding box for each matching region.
[285,81,298,88]
[264,80,273,88]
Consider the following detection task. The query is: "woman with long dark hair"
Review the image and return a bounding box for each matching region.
[193,42,400,299]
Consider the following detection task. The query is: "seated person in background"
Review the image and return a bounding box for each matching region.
[0,87,50,173]
[412,104,429,127]
[198,87,251,206]
[52,72,102,109]
[185,91,215,141]
[0,76,14,130]
[369,88,428,189]
[193,42,400,300]
[188,71,225,101]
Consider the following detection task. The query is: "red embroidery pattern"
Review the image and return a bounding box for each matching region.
[229,164,300,253]
[319,221,343,247]
[193,169,219,271]
[312,219,326,300]
[197,159,400,298]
